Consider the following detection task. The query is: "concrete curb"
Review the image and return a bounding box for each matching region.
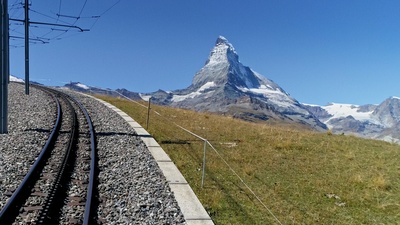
[94,98,214,225]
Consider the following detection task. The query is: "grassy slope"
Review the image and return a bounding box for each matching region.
[98,95,400,225]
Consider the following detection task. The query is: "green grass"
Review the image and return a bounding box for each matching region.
[98,95,400,225]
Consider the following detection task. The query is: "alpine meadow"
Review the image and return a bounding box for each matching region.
[98,95,400,224]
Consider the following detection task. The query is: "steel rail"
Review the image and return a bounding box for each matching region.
[50,88,97,224]
[68,95,97,225]
[0,94,62,224]
[36,93,78,224]
[32,85,97,224]
[35,86,98,224]
[0,84,98,224]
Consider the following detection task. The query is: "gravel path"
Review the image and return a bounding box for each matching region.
[0,83,185,224]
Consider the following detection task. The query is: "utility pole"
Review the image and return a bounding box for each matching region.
[24,0,29,95]
[1,0,9,133]
[8,1,89,96]
[1,2,90,133]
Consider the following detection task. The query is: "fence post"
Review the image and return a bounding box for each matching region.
[201,140,207,188]
[146,98,151,129]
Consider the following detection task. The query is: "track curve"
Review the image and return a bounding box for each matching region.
[0,85,97,225]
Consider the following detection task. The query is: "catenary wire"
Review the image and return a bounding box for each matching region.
[8,0,121,46]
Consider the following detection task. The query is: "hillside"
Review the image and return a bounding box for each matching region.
[98,95,400,225]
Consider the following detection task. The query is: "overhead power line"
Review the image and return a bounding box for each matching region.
[8,0,121,47]
[10,18,89,32]
[2,0,121,132]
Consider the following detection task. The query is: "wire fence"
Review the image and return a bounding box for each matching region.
[89,87,283,225]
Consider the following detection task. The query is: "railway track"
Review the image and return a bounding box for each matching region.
[0,85,97,225]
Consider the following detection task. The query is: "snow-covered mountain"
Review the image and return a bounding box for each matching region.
[63,82,142,99]
[304,96,400,143]
[10,75,24,83]
[9,33,400,142]
[149,36,327,130]
[60,37,400,141]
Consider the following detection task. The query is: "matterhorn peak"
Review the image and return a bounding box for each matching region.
[215,36,232,47]
[194,36,273,89]
[205,36,239,65]
[147,36,327,131]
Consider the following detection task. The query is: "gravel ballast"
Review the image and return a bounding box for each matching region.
[0,83,185,224]
[0,83,55,210]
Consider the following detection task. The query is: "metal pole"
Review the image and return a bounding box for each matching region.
[201,140,207,188]
[1,0,9,133]
[24,0,29,95]
[146,98,151,129]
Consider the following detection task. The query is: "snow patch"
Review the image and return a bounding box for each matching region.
[302,103,320,107]
[172,82,216,102]
[10,75,24,83]
[139,94,152,101]
[238,86,284,96]
[75,83,90,90]
[322,103,378,124]
[237,86,296,108]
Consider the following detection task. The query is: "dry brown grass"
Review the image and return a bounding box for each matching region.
[98,95,400,224]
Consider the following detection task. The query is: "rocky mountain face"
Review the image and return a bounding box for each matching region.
[64,36,326,130]
[61,37,400,142]
[304,97,400,143]
[148,36,327,131]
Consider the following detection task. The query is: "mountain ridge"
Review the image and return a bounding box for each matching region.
[10,33,400,142]
[304,96,400,143]
[43,78,400,143]
[145,36,327,131]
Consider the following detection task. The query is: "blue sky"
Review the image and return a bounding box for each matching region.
[8,0,400,105]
